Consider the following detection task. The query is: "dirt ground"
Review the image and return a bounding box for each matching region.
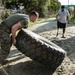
[0,19,75,75]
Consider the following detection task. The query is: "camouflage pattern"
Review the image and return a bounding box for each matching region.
[0,23,11,63]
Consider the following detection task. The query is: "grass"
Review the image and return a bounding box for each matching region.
[29,17,55,26]
[0,19,2,22]
[29,18,45,26]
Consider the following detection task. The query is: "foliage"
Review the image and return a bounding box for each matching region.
[0,9,12,20]
[48,0,61,12]
[71,17,75,24]
[2,0,61,18]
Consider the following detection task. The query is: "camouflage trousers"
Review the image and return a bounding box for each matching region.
[0,23,11,63]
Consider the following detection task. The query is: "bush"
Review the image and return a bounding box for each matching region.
[1,9,12,20]
[71,17,75,24]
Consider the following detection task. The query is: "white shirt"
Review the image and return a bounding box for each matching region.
[57,9,70,23]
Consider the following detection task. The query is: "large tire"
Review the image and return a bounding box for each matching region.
[15,29,66,73]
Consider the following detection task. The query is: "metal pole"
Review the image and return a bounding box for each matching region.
[68,0,69,10]
[68,0,69,5]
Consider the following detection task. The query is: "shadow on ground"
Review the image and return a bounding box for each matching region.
[0,48,54,75]
[73,73,75,75]
[52,36,75,63]
[4,60,53,75]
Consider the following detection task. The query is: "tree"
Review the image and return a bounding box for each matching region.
[4,0,61,18]
[48,0,61,13]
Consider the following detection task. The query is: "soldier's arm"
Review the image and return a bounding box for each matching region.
[11,22,23,45]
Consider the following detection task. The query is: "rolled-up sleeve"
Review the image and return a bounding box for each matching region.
[20,19,28,28]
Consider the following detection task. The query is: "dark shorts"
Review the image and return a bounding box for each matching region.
[57,21,66,29]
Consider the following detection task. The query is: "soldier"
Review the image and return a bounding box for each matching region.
[0,11,39,63]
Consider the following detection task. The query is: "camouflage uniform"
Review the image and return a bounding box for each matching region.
[0,23,11,63]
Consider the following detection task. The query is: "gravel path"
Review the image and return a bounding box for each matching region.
[28,19,75,75]
[0,19,75,75]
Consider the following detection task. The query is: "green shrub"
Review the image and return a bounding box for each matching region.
[71,17,75,24]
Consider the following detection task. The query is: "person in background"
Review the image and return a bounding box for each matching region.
[56,5,70,38]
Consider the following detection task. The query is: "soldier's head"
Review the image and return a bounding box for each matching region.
[61,5,65,12]
[29,11,39,22]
